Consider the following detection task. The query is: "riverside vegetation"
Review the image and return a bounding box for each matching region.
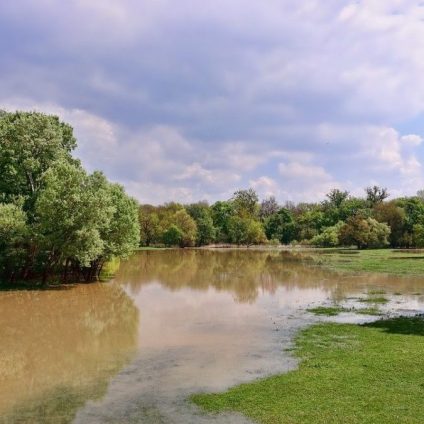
[1,110,424,424]
[0,111,140,284]
[4,111,424,285]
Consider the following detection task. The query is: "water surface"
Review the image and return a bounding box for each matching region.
[2,249,424,423]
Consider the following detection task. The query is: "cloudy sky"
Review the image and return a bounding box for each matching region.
[1,1,424,204]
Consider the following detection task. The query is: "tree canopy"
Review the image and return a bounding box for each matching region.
[0,111,139,284]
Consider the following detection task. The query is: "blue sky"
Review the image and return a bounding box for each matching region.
[1,0,424,204]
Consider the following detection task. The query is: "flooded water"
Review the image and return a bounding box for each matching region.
[1,249,424,423]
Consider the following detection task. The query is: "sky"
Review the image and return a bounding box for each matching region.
[1,0,424,205]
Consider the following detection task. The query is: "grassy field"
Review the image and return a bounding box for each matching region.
[192,316,424,424]
[305,248,424,275]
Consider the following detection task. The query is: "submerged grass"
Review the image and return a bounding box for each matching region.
[308,305,382,316]
[358,296,389,304]
[192,316,424,424]
[306,306,349,316]
[308,248,424,275]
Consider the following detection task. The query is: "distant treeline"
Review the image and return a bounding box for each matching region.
[0,111,140,284]
[139,186,424,250]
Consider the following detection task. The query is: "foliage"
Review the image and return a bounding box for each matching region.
[259,196,279,219]
[264,208,296,244]
[232,188,259,218]
[0,111,139,284]
[227,216,266,245]
[310,221,344,247]
[162,225,183,247]
[172,209,197,247]
[373,201,405,247]
[186,202,216,246]
[366,185,389,206]
[339,215,390,249]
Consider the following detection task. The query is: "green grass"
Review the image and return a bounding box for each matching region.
[358,296,389,304]
[192,316,424,423]
[353,306,382,316]
[307,306,349,316]
[308,305,383,317]
[308,248,424,275]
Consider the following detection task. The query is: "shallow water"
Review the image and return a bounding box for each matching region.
[1,249,424,423]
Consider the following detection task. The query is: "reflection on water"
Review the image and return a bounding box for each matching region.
[116,249,424,303]
[0,284,139,424]
[2,249,424,424]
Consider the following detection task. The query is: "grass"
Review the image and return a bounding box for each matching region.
[308,248,424,275]
[192,316,424,423]
[308,305,383,316]
[306,306,349,316]
[358,296,389,304]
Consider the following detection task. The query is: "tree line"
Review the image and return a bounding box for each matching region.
[3,110,424,285]
[0,111,140,284]
[139,186,424,250]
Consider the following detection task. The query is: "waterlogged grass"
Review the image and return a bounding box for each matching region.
[358,296,389,304]
[308,305,382,316]
[354,306,382,316]
[192,316,424,423]
[309,248,424,276]
[307,306,349,316]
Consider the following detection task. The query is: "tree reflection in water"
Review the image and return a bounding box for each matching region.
[115,249,424,304]
[0,283,139,424]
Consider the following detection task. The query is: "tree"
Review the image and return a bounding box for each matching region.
[101,182,140,261]
[139,209,160,246]
[227,216,266,246]
[412,224,424,248]
[162,225,183,247]
[310,222,344,247]
[186,202,216,246]
[325,189,349,208]
[211,201,235,242]
[264,208,296,244]
[35,161,112,279]
[365,186,389,206]
[0,203,28,281]
[339,215,390,249]
[259,196,279,219]
[373,201,405,247]
[172,209,197,247]
[0,111,76,211]
[232,189,259,218]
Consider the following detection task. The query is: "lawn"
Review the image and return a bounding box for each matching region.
[192,316,424,423]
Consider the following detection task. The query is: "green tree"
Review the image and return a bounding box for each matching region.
[35,161,112,279]
[162,225,183,247]
[412,224,424,248]
[0,203,28,281]
[227,216,266,246]
[373,201,405,247]
[139,207,160,246]
[339,215,390,249]
[172,209,197,247]
[186,202,216,246]
[264,208,296,244]
[211,201,235,242]
[0,111,76,211]
[232,189,259,218]
[101,182,140,261]
[310,222,344,247]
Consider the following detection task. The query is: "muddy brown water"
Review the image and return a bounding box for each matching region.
[1,249,424,423]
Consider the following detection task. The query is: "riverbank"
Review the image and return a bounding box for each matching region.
[192,315,424,423]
